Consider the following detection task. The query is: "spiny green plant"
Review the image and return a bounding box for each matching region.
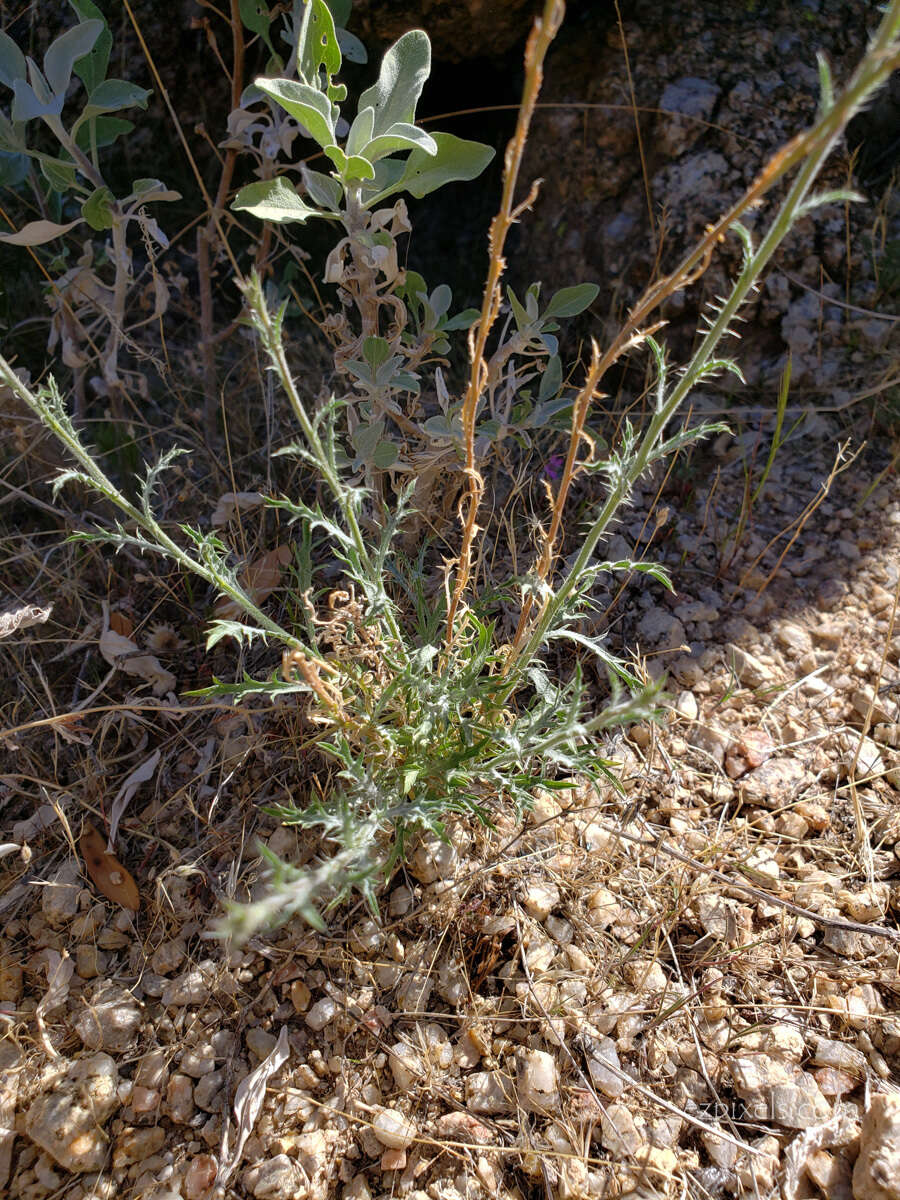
[3,0,899,939]
[0,1,179,415]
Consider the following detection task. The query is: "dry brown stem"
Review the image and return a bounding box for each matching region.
[444,0,566,648]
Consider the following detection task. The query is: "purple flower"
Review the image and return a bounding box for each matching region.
[543,454,565,482]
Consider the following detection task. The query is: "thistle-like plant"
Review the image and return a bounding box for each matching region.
[3,0,899,939]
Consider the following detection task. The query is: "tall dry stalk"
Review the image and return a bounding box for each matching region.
[444,0,565,646]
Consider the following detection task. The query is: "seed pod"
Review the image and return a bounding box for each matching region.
[80,822,140,912]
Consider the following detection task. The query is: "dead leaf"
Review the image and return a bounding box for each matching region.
[108,610,133,637]
[80,823,140,912]
[99,625,176,695]
[34,949,74,1059]
[214,544,292,622]
[211,492,264,527]
[0,603,52,639]
[216,1026,290,1189]
[108,749,160,848]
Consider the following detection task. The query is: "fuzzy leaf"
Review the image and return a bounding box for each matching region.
[300,165,343,210]
[362,121,437,163]
[255,77,335,149]
[82,78,150,117]
[12,78,64,121]
[358,29,430,137]
[69,0,113,92]
[233,176,329,223]
[367,132,493,204]
[296,0,341,87]
[542,282,599,319]
[82,184,114,230]
[44,19,103,96]
[0,216,83,245]
[0,30,27,89]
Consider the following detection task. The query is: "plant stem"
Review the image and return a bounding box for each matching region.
[503,1,900,687]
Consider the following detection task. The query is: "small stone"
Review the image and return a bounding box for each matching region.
[372,1107,416,1150]
[854,1093,900,1200]
[516,1049,559,1113]
[811,1036,867,1076]
[806,1148,852,1197]
[183,1153,218,1199]
[409,831,458,883]
[637,608,686,651]
[74,983,142,1053]
[193,1069,225,1112]
[675,690,699,721]
[243,1154,303,1200]
[246,1027,278,1059]
[584,1035,624,1098]
[465,1070,514,1114]
[180,1042,215,1078]
[728,645,770,687]
[522,882,560,921]
[739,756,805,808]
[433,1112,494,1145]
[727,1052,830,1128]
[25,1053,120,1172]
[165,1074,195,1124]
[379,1147,406,1171]
[289,980,311,1012]
[161,962,215,1008]
[599,1102,643,1158]
[388,1043,425,1090]
[689,722,732,767]
[306,997,339,1031]
[74,944,108,983]
[113,1126,166,1167]
[846,737,884,779]
[150,940,186,976]
[775,622,813,655]
[41,860,82,928]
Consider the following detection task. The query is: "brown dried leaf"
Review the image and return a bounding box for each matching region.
[0,603,52,639]
[80,822,140,912]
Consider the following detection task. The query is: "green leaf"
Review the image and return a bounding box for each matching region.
[239,0,276,55]
[296,0,342,88]
[323,144,374,181]
[543,282,600,319]
[82,78,150,116]
[345,105,374,157]
[358,29,430,137]
[362,121,436,163]
[0,216,83,245]
[363,336,392,371]
[442,307,479,332]
[300,165,343,210]
[0,30,27,89]
[372,440,398,469]
[39,156,78,192]
[538,354,563,402]
[82,184,115,230]
[507,286,531,331]
[69,0,112,92]
[74,114,132,152]
[44,20,103,96]
[232,176,330,223]
[0,150,28,187]
[254,77,335,150]
[128,177,180,202]
[12,78,64,122]
[337,28,367,65]
[350,418,385,463]
[367,132,494,204]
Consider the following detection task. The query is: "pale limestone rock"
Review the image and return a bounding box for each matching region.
[25,1053,120,1172]
[853,1093,900,1200]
